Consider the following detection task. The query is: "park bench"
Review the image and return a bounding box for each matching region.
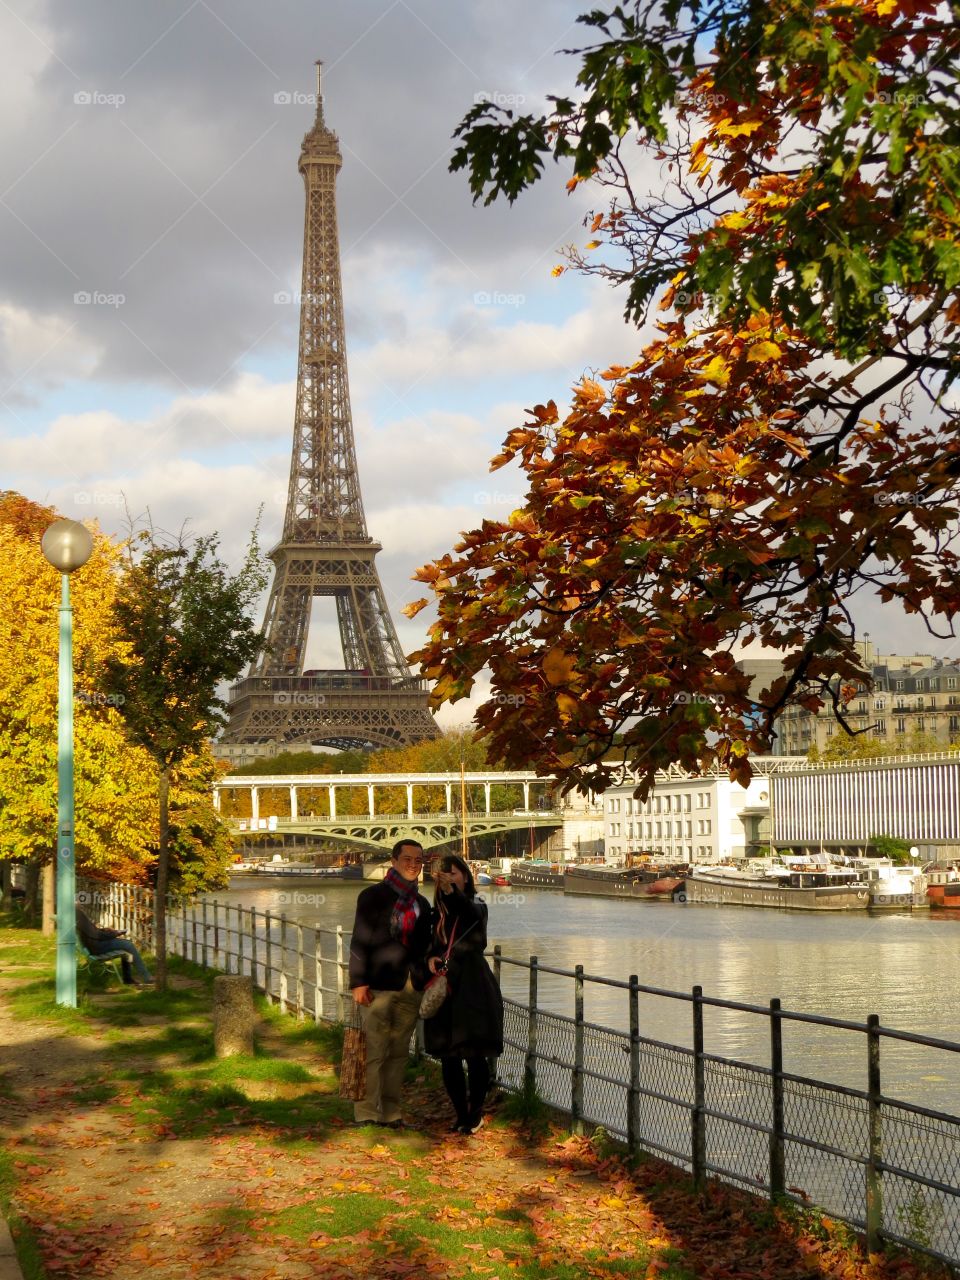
[77,942,127,985]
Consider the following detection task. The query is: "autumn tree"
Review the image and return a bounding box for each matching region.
[407,0,960,795]
[103,528,267,988]
[0,494,233,917]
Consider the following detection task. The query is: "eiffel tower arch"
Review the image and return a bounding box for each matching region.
[223,66,438,752]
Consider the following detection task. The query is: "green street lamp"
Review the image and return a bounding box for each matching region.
[41,518,94,1007]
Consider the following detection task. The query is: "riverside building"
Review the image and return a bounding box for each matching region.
[774,640,960,755]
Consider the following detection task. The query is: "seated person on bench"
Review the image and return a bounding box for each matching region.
[76,907,153,985]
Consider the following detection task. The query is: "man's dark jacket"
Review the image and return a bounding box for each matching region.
[349,880,432,991]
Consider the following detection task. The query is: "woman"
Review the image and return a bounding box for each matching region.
[424,854,504,1135]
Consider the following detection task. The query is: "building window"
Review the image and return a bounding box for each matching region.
[686,821,693,838]
[684,794,691,812]
[874,699,885,711]
[655,822,662,838]
[917,718,925,731]
[873,721,886,738]
[704,820,712,835]
[655,797,662,814]
[948,678,957,690]
[896,680,905,690]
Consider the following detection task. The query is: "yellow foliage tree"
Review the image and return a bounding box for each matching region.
[0,493,233,895]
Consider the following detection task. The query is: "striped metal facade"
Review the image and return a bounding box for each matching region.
[772,759,960,845]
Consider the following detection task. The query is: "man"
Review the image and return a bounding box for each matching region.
[76,906,153,985]
[348,839,431,1126]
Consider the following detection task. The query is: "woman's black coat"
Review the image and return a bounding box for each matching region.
[423,887,504,1059]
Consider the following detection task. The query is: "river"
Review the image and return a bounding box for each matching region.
[205,879,960,1113]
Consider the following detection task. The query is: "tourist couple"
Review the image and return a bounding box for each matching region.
[348,839,503,1133]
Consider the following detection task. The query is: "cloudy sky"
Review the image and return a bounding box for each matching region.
[1,0,948,731]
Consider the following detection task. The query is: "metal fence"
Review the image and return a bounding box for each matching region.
[82,881,960,1271]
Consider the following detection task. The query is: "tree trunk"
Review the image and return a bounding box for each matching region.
[22,860,41,921]
[154,766,171,991]
[0,861,11,908]
[41,860,55,936]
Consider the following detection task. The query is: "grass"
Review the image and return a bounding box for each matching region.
[1,921,955,1280]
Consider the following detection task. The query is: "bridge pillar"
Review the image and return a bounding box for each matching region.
[484,782,491,815]
[406,784,414,818]
[523,782,530,810]
[367,784,374,817]
[289,786,298,821]
[445,783,452,813]
[251,786,259,824]
[213,786,221,812]
[328,785,337,819]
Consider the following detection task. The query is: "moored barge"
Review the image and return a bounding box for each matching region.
[509,860,565,889]
[685,862,869,911]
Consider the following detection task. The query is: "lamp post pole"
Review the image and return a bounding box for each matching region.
[41,519,94,1008]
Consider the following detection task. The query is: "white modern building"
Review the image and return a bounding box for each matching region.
[770,752,960,859]
[602,759,792,864]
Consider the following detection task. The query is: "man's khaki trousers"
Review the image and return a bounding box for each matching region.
[355,977,422,1123]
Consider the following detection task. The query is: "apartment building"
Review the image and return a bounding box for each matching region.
[776,642,960,755]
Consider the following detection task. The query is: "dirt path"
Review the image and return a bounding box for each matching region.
[1,933,951,1280]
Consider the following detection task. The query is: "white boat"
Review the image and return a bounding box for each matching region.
[847,858,929,910]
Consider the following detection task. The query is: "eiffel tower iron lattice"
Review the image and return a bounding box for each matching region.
[223,67,438,752]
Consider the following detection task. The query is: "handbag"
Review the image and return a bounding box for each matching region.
[339,1003,367,1100]
[419,921,459,1019]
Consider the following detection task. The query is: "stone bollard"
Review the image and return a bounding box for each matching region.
[213,974,255,1058]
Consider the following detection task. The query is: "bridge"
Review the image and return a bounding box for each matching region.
[228,809,562,854]
[214,770,599,855]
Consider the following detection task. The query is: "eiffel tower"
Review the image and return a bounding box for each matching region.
[223,67,438,752]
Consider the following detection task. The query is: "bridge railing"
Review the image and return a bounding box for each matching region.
[227,809,562,829]
[82,879,960,1272]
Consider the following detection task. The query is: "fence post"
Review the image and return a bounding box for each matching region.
[314,927,323,1023]
[525,956,539,1097]
[628,975,640,1159]
[866,1014,884,1254]
[769,998,786,1201]
[572,963,584,1134]
[296,922,305,1019]
[201,900,209,970]
[180,900,188,963]
[191,905,198,965]
[278,913,288,1010]
[335,925,346,1023]
[250,907,258,989]
[213,903,220,969]
[691,985,707,1191]
[264,910,273,1004]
